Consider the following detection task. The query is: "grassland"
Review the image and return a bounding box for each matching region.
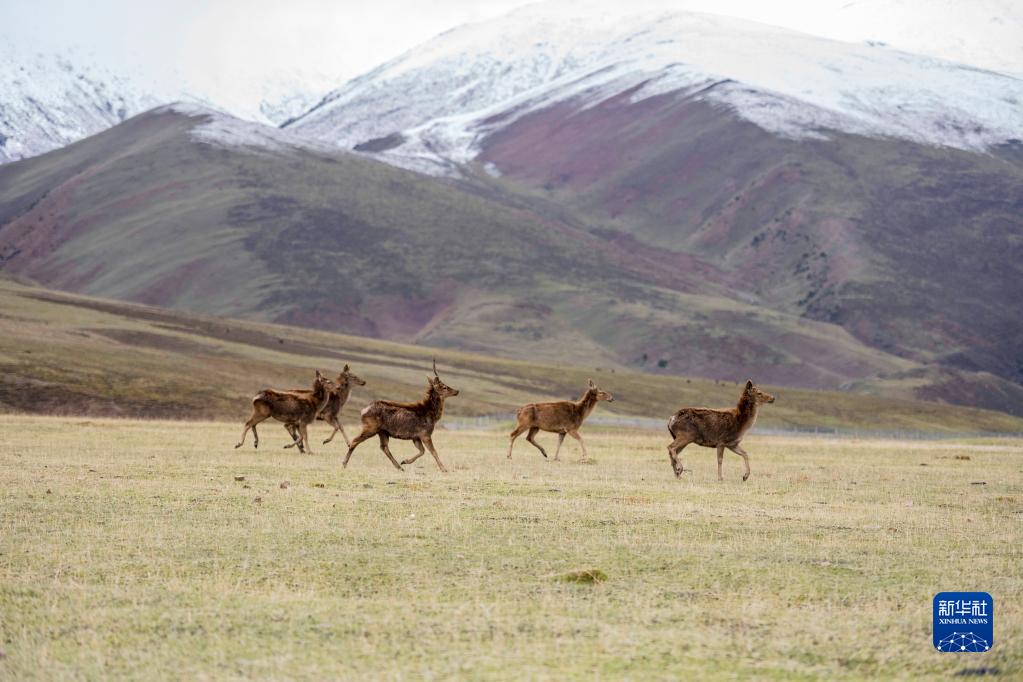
[1,415,1020,679]
[4,278,1023,436]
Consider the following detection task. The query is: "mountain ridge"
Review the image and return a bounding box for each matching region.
[285,5,1023,174]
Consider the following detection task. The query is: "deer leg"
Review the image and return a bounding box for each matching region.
[667,435,691,478]
[342,427,376,468]
[525,427,549,459]
[727,443,752,481]
[553,432,566,461]
[507,425,528,459]
[402,438,427,466]
[283,423,302,450]
[421,435,449,472]
[377,434,405,471]
[235,413,267,449]
[299,422,313,454]
[323,417,351,447]
[716,445,725,481]
[321,419,340,445]
[568,430,589,460]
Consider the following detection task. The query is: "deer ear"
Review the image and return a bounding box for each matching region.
[588,378,596,388]
[745,379,754,390]
[343,364,350,372]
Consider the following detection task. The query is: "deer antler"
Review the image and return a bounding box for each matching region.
[432,357,438,377]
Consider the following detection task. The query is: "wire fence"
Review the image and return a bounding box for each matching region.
[444,414,1023,441]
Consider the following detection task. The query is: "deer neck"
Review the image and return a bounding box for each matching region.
[335,379,352,404]
[422,385,446,422]
[575,390,599,420]
[736,393,759,432]
[313,384,332,413]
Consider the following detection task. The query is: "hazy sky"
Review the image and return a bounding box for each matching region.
[4,0,1019,108]
[5,1,530,85]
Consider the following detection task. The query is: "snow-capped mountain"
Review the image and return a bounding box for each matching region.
[0,42,334,164]
[0,44,165,163]
[285,2,1023,175]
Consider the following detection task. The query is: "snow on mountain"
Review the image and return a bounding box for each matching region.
[0,42,334,164]
[286,2,1023,175]
[0,44,165,163]
[154,102,338,156]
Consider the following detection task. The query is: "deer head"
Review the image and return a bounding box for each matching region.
[338,363,366,387]
[744,379,775,404]
[429,358,459,398]
[312,370,334,397]
[588,378,614,403]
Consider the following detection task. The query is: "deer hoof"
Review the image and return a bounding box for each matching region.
[234,443,242,449]
[400,459,411,466]
[742,474,750,482]
[322,438,330,444]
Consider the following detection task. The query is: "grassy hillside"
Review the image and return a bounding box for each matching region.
[2,106,1019,418]
[2,418,1021,677]
[2,278,1022,434]
[476,96,1023,414]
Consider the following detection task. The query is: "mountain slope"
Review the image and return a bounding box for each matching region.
[5,104,1017,415]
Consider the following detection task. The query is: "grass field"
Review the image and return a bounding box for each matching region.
[4,278,1023,436]
[1,415,1020,679]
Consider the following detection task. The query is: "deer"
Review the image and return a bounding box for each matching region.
[235,371,336,454]
[342,359,459,472]
[666,379,775,481]
[507,379,614,461]
[282,364,366,449]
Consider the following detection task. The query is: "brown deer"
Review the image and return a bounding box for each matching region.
[666,379,775,481]
[235,371,336,454]
[507,379,614,461]
[282,364,366,449]
[342,359,459,472]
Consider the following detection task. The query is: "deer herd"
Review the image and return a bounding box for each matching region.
[236,359,776,480]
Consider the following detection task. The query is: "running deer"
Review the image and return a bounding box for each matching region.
[666,379,775,481]
[507,379,614,461]
[342,359,459,472]
[235,371,336,454]
[282,364,366,449]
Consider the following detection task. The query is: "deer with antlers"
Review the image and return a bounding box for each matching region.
[342,359,459,472]
[282,364,366,449]
[507,379,614,461]
[235,370,336,454]
[666,379,775,481]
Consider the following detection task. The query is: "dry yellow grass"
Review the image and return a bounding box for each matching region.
[1,415,1020,679]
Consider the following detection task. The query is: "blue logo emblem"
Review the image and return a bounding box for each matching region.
[934,592,993,652]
